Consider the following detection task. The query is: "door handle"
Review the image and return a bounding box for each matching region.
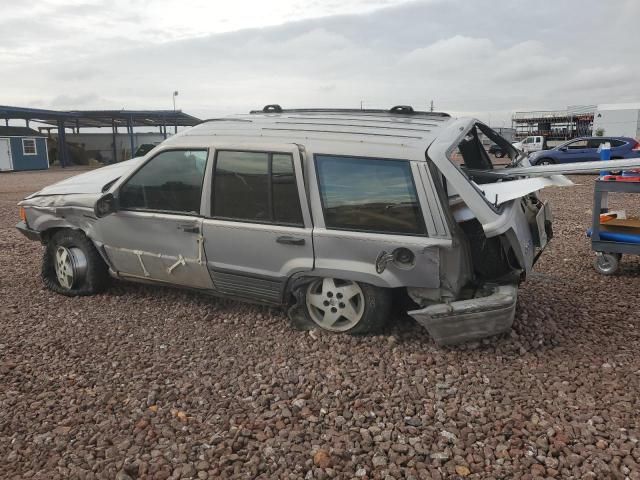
[178,224,200,234]
[276,235,305,246]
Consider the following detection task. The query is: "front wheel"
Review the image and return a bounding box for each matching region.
[42,229,110,296]
[304,277,391,333]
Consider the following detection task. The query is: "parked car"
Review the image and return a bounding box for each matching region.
[529,136,640,165]
[15,106,640,344]
[488,143,507,158]
[133,143,159,157]
[512,135,548,153]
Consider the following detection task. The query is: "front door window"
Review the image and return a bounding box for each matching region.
[120,149,207,214]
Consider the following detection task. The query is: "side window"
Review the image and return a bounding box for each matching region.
[567,140,588,149]
[609,139,624,148]
[119,149,207,214]
[22,138,37,155]
[588,139,608,149]
[212,150,303,226]
[315,155,426,236]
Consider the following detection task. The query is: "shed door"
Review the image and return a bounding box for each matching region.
[0,139,12,171]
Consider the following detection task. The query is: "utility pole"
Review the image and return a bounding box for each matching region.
[429,100,434,112]
[360,100,363,110]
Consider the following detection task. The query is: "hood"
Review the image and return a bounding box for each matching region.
[26,157,144,198]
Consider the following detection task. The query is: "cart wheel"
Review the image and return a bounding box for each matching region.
[593,253,621,275]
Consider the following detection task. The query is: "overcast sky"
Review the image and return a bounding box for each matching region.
[1,0,639,125]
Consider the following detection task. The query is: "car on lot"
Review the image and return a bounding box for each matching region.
[133,143,160,157]
[488,143,507,158]
[15,106,640,344]
[528,136,640,165]
[512,135,548,153]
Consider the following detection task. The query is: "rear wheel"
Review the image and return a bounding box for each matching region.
[593,253,621,275]
[304,277,391,333]
[42,229,110,296]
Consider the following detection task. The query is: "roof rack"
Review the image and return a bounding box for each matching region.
[249,105,450,118]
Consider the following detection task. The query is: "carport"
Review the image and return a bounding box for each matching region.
[0,106,201,166]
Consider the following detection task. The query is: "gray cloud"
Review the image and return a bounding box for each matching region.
[1,0,639,125]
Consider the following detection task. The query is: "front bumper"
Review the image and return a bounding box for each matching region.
[408,284,518,345]
[15,221,42,242]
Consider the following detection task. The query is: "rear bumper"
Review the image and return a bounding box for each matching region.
[408,284,517,345]
[15,221,42,242]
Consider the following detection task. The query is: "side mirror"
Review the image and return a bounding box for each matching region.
[559,147,567,152]
[95,193,118,218]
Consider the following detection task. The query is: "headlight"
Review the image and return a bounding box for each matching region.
[19,207,27,223]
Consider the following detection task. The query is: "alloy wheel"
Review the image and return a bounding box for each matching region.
[306,278,365,332]
[54,246,87,290]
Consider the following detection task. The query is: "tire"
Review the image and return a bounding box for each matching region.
[42,229,110,296]
[537,158,554,166]
[495,151,505,158]
[593,253,621,276]
[304,277,392,334]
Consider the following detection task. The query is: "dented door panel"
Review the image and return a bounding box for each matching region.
[93,210,213,288]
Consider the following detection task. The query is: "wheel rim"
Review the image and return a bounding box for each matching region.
[541,160,552,165]
[596,254,617,274]
[54,246,87,290]
[306,278,365,332]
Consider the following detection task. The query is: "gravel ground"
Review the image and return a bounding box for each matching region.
[1,168,640,480]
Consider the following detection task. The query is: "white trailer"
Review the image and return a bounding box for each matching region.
[594,103,640,138]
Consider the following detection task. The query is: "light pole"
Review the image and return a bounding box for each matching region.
[172,90,179,111]
[172,90,179,133]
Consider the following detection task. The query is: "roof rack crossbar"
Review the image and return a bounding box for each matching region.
[249,107,450,118]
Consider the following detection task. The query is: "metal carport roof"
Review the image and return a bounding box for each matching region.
[0,105,201,166]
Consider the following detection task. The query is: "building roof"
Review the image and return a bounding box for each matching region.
[165,107,454,159]
[0,126,46,137]
[597,103,640,111]
[513,105,596,122]
[0,105,201,128]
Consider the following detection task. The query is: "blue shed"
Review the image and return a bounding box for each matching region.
[0,126,49,172]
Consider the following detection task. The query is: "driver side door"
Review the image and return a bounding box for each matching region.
[93,148,214,289]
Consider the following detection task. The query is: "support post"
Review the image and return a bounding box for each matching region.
[111,120,118,164]
[127,117,135,159]
[57,120,67,168]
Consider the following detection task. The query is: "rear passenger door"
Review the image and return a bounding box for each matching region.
[587,138,609,161]
[201,145,313,304]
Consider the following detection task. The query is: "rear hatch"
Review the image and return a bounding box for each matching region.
[427,119,640,275]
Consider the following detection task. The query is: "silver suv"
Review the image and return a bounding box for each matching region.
[19,106,629,344]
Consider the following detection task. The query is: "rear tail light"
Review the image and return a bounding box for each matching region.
[632,140,640,151]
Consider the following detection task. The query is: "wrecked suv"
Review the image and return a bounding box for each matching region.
[19,106,633,344]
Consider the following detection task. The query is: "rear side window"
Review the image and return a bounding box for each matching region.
[609,139,625,147]
[588,139,609,148]
[119,149,207,214]
[212,150,303,226]
[315,155,426,235]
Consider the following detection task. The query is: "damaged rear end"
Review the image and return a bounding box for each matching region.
[409,119,556,345]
